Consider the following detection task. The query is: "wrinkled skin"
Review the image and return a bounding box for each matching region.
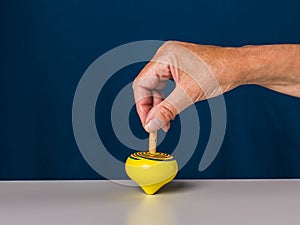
[133,41,300,132]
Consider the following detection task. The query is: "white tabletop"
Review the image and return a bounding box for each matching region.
[0,179,299,225]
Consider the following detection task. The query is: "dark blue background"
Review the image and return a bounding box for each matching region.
[1,0,300,180]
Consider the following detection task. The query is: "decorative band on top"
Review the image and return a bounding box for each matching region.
[129,152,174,161]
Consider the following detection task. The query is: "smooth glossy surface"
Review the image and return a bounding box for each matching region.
[125,152,178,194]
[0,180,300,225]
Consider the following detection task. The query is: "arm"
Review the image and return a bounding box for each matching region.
[133,41,300,132]
[236,44,300,97]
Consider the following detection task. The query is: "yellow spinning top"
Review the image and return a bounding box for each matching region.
[125,131,178,195]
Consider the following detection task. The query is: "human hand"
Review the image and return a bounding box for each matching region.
[132,41,241,132]
[133,41,300,133]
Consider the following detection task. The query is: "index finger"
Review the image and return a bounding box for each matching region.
[132,62,171,127]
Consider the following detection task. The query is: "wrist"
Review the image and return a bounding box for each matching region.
[208,47,248,90]
[236,44,300,87]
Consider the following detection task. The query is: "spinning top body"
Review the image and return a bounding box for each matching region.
[125,152,178,195]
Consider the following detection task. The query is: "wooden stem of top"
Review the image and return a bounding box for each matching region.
[149,131,157,153]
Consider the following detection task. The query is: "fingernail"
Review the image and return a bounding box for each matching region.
[162,125,169,133]
[145,117,164,132]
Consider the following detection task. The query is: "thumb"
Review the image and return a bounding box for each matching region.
[144,86,193,132]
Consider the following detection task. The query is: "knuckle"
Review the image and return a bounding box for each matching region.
[159,41,179,53]
[158,104,176,121]
[132,78,139,90]
[162,40,179,48]
[153,41,181,66]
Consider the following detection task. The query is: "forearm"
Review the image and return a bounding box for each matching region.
[236,44,300,97]
[133,41,300,132]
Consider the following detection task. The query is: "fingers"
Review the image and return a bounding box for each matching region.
[144,86,194,132]
[133,85,155,127]
[144,98,176,133]
[133,60,194,132]
[162,122,170,132]
[133,62,171,128]
[152,89,170,132]
[152,89,164,108]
